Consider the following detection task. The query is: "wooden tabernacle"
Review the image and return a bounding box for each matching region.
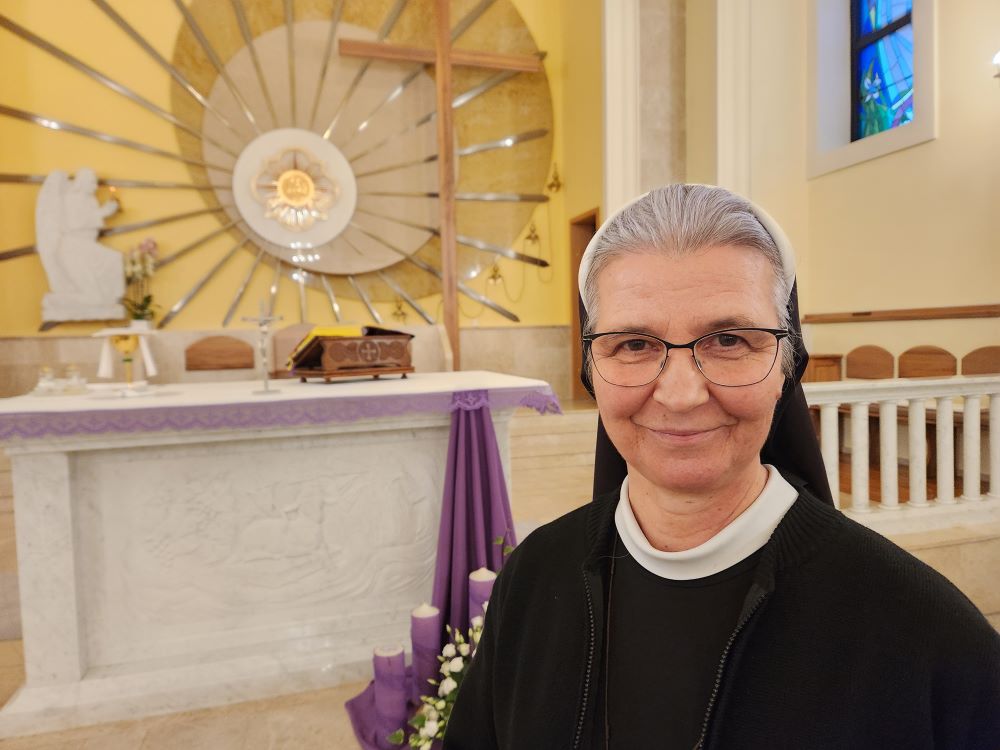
[288,327,415,382]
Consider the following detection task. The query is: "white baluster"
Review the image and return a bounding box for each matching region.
[962,396,982,502]
[879,401,899,509]
[908,400,928,507]
[935,397,955,504]
[820,404,840,508]
[989,394,1000,501]
[850,402,870,512]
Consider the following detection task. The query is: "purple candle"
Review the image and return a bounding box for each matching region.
[373,645,408,750]
[411,603,443,703]
[468,567,497,625]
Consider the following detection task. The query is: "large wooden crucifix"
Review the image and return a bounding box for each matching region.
[339,0,543,370]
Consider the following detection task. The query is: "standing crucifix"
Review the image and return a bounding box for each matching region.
[339,0,543,370]
[243,300,283,395]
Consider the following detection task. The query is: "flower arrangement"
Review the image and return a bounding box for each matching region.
[122,237,158,321]
[388,613,486,749]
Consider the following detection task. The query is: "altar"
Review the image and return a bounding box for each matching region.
[0,372,558,737]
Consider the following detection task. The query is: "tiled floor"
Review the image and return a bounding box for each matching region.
[0,676,369,749]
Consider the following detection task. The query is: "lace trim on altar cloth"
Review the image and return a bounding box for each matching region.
[0,386,562,439]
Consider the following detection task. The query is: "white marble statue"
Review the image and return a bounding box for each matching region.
[35,168,125,322]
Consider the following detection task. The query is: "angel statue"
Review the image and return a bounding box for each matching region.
[35,168,125,323]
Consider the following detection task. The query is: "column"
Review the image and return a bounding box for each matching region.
[10,451,86,684]
[879,401,899,509]
[989,394,1000,501]
[936,397,955,504]
[907,400,928,507]
[961,395,982,501]
[820,403,840,507]
[850,402,871,512]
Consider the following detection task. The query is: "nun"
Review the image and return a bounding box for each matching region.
[444,184,1000,750]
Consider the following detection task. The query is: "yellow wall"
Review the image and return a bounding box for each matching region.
[708,1,1000,364]
[0,0,603,335]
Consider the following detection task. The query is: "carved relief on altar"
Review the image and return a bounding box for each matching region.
[74,427,448,667]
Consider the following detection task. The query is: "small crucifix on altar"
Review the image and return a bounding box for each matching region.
[243,300,283,395]
[338,1,544,370]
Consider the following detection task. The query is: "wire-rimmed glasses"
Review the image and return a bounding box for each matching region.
[583,328,790,387]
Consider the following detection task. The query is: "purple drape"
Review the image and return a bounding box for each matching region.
[347,389,544,749]
[431,390,517,635]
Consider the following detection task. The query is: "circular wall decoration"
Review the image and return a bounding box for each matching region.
[0,0,554,327]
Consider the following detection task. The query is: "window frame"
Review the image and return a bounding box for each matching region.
[807,0,936,178]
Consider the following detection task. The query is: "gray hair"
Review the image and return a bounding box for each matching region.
[583,184,795,378]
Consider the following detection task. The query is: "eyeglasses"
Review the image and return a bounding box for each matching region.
[583,328,789,388]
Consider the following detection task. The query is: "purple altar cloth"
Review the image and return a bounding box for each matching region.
[0,373,560,440]
[347,389,551,748]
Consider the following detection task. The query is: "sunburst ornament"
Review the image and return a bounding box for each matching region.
[252,148,340,231]
[0,0,556,330]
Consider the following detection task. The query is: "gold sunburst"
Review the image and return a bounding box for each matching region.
[252,148,339,231]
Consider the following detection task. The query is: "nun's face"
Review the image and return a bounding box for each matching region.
[591,246,785,497]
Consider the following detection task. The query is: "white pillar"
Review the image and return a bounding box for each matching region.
[989,394,1000,501]
[962,396,982,501]
[850,402,870,512]
[602,0,641,214]
[908,400,929,507]
[10,452,87,684]
[935,397,955,504]
[879,401,899,509]
[820,403,840,507]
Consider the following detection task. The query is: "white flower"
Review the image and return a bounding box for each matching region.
[470,615,484,629]
[425,708,439,721]
[435,699,446,710]
[440,660,451,675]
[448,656,464,673]
[458,643,470,656]
[442,643,456,658]
[423,719,439,737]
[439,677,457,696]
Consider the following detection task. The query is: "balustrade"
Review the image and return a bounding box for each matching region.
[803,376,1000,519]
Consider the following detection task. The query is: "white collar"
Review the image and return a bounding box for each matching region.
[614,465,798,581]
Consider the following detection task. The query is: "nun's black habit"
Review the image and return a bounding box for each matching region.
[445,188,1000,750]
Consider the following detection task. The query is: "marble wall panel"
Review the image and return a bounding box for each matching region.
[461,326,572,401]
[0,326,566,398]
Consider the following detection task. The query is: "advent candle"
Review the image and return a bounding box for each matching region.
[468,567,497,625]
[411,602,443,703]
[373,644,408,750]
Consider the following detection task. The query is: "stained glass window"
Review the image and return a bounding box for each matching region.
[851,1,914,141]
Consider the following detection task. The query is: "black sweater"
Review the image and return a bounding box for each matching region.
[444,477,1000,749]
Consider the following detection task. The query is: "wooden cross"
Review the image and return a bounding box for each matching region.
[339,1,543,370]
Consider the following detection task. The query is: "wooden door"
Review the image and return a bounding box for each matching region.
[569,209,600,401]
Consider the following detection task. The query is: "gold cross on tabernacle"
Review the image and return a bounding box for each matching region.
[339,2,543,369]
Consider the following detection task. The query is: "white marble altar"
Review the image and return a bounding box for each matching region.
[0,372,557,737]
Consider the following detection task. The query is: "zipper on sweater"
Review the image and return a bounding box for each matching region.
[694,592,768,750]
[573,570,597,750]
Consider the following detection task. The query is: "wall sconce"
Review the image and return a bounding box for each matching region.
[546,163,562,194]
[994,49,1000,80]
[524,221,540,247]
[391,296,407,322]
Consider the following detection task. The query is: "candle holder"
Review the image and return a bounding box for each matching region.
[111,333,140,388]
